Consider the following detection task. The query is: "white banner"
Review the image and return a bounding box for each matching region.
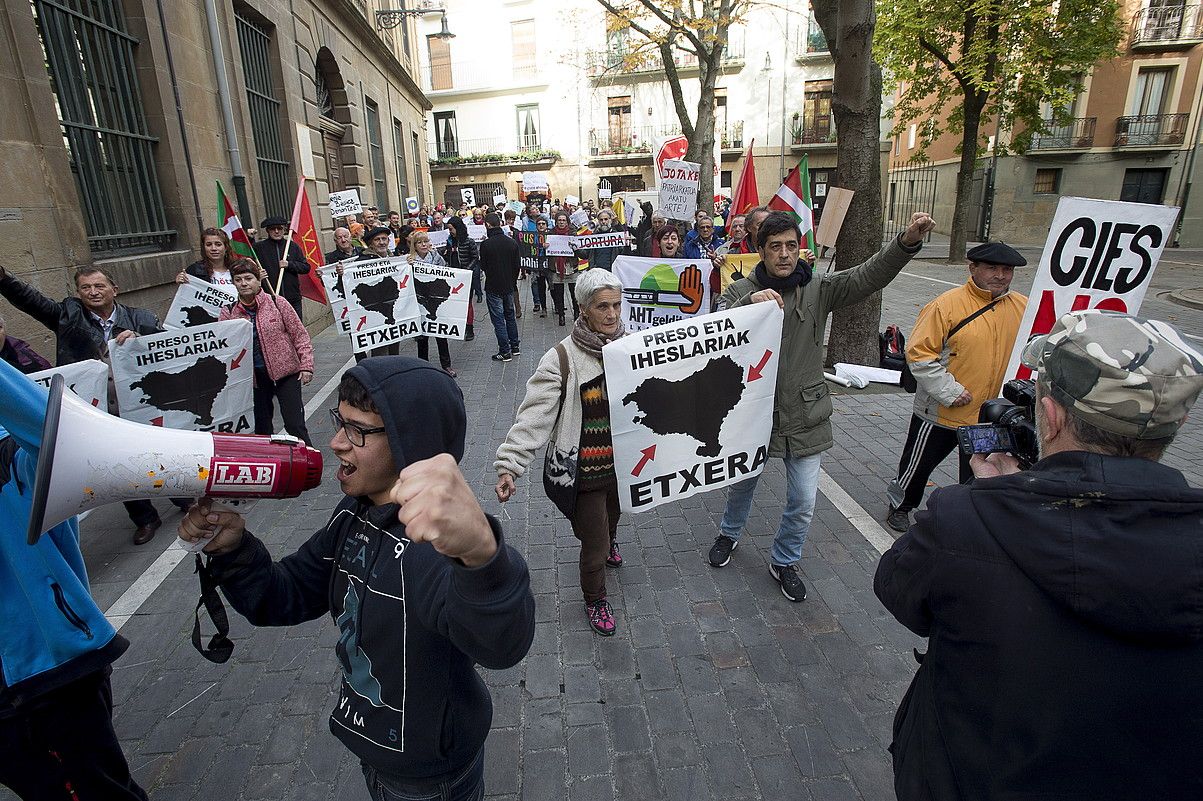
[658,159,700,220]
[413,262,471,340]
[110,320,254,433]
[343,257,421,353]
[603,302,783,513]
[318,264,353,336]
[467,224,487,242]
[492,193,506,207]
[613,255,715,331]
[460,188,476,207]
[427,229,450,249]
[546,234,576,257]
[29,359,109,409]
[329,189,363,219]
[163,278,237,330]
[570,209,591,228]
[1003,196,1180,382]
[572,231,629,250]
[521,171,549,192]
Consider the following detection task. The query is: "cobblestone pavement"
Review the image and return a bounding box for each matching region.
[6,243,1202,801]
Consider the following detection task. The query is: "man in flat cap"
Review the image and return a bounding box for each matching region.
[884,241,1028,532]
[876,310,1203,800]
[253,215,310,319]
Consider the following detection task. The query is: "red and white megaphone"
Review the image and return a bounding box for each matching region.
[27,374,323,544]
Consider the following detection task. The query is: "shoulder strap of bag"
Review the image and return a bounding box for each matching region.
[946,296,1004,343]
[555,342,569,408]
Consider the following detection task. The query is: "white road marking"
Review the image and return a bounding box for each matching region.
[103,356,353,631]
[899,271,960,287]
[818,469,898,556]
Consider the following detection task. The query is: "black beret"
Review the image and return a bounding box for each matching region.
[260,216,289,228]
[966,241,1027,267]
[364,226,392,242]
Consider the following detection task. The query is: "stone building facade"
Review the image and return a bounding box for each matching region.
[0,0,432,352]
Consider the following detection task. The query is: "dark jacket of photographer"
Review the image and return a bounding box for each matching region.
[875,451,1203,800]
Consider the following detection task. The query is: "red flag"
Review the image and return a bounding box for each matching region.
[288,180,328,304]
[730,139,759,216]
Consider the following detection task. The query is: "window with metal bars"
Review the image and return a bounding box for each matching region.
[31,0,172,254]
[394,119,408,207]
[365,99,387,210]
[235,11,290,218]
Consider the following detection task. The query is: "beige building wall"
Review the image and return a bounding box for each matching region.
[0,0,433,353]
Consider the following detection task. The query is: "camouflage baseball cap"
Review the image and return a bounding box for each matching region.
[1021,310,1203,438]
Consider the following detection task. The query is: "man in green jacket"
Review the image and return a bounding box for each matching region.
[707,210,935,602]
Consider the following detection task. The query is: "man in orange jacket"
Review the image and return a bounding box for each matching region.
[885,242,1028,532]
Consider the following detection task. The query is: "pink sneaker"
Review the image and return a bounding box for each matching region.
[606,541,623,567]
[585,599,616,636]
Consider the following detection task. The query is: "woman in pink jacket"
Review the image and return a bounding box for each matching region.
[219,259,315,444]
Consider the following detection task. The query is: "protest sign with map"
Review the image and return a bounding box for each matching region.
[413,262,471,340]
[342,257,421,352]
[603,302,783,513]
[163,277,237,330]
[110,319,254,433]
[612,255,715,331]
[318,264,352,336]
[29,360,109,409]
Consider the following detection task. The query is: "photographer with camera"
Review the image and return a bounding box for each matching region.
[885,242,1028,533]
[875,310,1203,800]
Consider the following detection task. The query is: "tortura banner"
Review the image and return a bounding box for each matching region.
[318,264,353,336]
[1003,196,1180,382]
[413,262,471,340]
[342,257,421,353]
[718,253,759,293]
[613,255,715,331]
[110,320,254,433]
[603,302,784,513]
[164,277,237,330]
[573,231,630,250]
[29,360,109,409]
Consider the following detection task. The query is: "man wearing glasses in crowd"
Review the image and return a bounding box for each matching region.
[179,357,534,801]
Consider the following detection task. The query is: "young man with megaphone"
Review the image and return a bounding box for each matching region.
[0,357,147,800]
[179,356,535,801]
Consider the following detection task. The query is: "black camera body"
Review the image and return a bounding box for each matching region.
[976,379,1040,467]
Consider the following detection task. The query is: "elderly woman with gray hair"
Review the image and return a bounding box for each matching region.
[494,268,627,636]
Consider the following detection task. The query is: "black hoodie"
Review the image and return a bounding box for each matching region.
[209,357,534,779]
[876,451,1203,800]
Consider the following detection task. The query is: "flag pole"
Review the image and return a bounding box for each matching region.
[276,178,305,296]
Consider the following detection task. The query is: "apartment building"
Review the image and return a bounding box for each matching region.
[888,0,1203,247]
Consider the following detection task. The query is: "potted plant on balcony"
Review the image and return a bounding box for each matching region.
[790,112,803,145]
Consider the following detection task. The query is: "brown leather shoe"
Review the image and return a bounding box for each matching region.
[133,519,161,545]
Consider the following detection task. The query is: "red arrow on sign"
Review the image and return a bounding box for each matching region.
[451,283,464,294]
[398,275,409,289]
[91,398,101,407]
[230,348,247,370]
[631,444,657,477]
[748,350,773,382]
[150,416,164,427]
[340,307,348,319]
[357,316,367,332]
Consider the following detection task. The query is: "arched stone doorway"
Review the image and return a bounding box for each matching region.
[315,48,351,192]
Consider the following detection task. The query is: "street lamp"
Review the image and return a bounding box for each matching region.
[376,7,455,41]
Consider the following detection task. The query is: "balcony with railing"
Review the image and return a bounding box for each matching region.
[419,58,546,95]
[1114,113,1189,147]
[1028,117,1096,151]
[428,136,560,168]
[585,38,746,82]
[588,123,682,162]
[1131,4,1203,48]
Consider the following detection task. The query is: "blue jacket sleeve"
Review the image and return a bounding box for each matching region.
[0,357,49,456]
[410,516,535,670]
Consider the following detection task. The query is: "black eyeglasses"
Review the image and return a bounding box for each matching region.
[329,408,386,447]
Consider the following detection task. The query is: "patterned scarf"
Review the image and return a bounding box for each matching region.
[571,314,626,359]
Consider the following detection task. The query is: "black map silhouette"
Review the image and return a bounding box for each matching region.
[352,276,401,324]
[415,277,451,320]
[623,355,745,457]
[181,305,218,327]
[130,355,229,426]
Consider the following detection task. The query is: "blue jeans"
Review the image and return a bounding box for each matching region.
[531,273,547,308]
[486,291,519,354]
[362,748,484,801]
[471,264,483,302]
[719,451,822,566]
